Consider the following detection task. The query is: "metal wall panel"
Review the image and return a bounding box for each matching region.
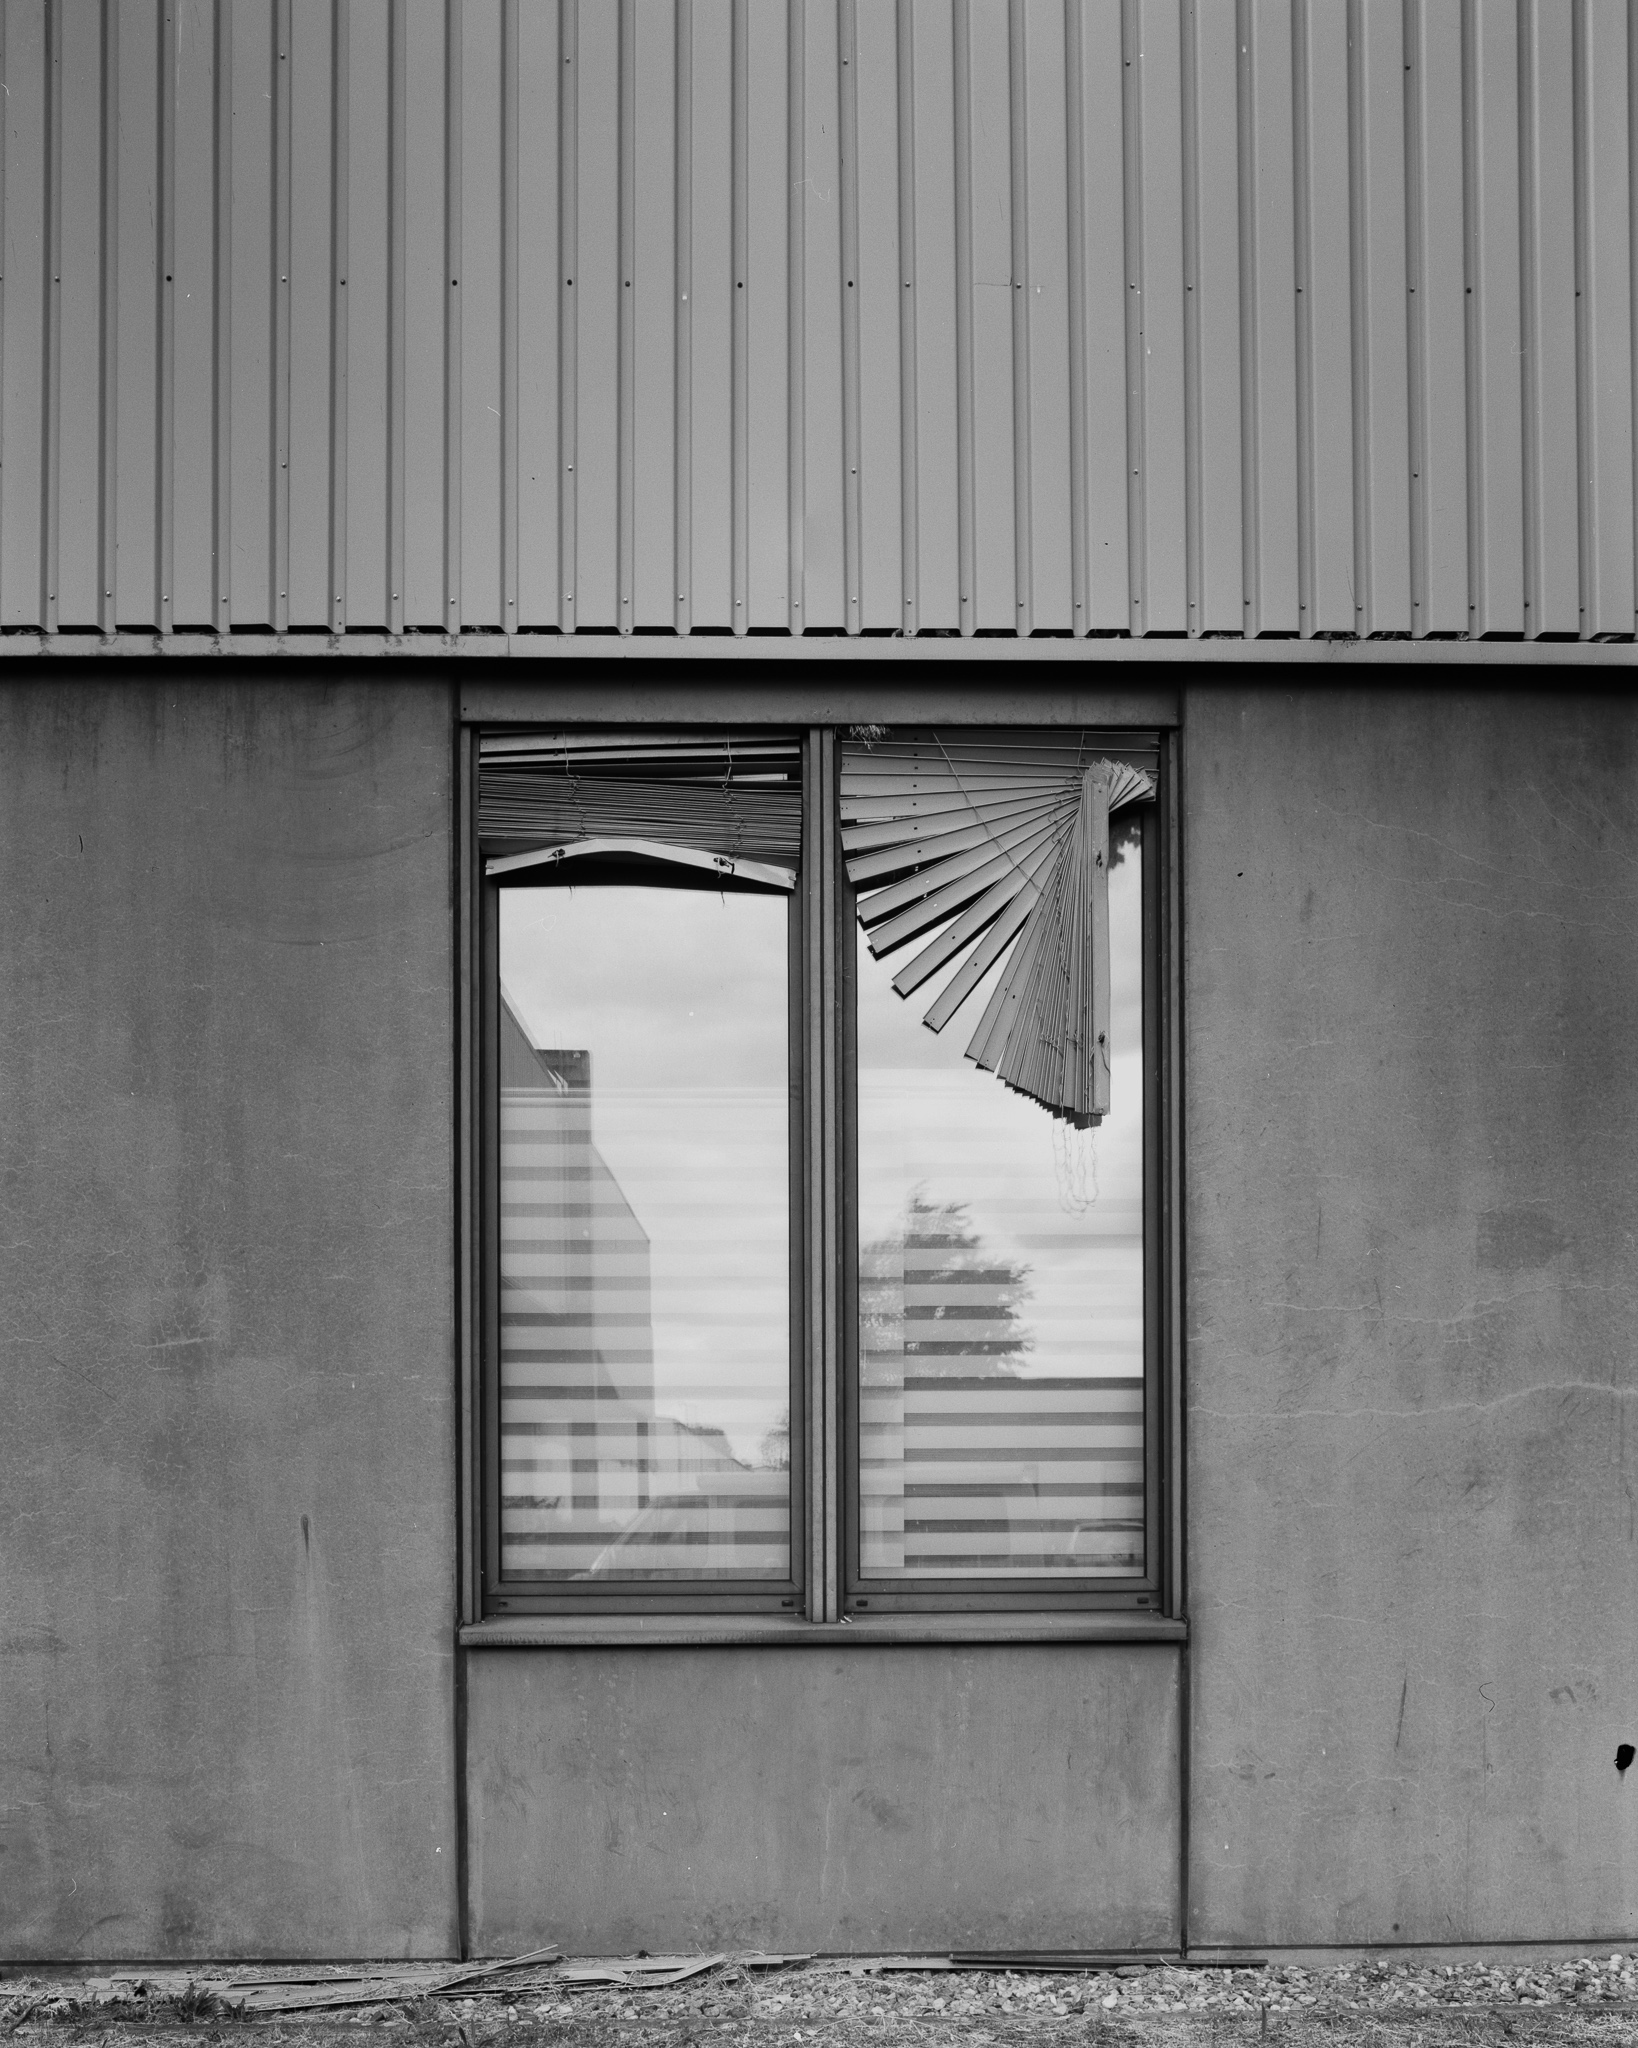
[3,0,1636,642]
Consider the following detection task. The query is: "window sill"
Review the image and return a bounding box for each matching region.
[459,1611,1187,1649]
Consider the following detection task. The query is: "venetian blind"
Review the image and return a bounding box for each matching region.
[840,731,1156,1126]
[479,730,803,885]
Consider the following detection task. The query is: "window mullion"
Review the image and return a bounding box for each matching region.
[806,727,843,1623]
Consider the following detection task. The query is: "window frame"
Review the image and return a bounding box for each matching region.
[459,712,1182,1634]
[839,793,1167,1615]
[478,743,812,1619]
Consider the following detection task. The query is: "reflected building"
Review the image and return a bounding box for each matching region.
[498,995,749,1575]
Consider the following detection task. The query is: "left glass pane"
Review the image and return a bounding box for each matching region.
[497,885,792,1579]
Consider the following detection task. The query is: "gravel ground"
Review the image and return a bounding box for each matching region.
[5,1954,1638,2046]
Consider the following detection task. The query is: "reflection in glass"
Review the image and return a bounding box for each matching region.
[857,815,1145,1578]
[499,885,790,1579]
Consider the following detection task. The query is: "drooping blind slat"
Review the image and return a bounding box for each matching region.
[841,733,1155,1126]
[479,730,803,864]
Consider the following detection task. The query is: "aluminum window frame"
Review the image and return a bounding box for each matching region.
[461,709,1181,1630]
[840,778,1169,1615]
[476,733,811,1620]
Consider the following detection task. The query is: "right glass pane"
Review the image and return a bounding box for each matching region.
[856,811,1145,1579]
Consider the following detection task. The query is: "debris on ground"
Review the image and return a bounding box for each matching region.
[4,1948,1638,2040]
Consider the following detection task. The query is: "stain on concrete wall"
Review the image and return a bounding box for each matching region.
[0,682,458,1960]
[1184,687,1638,1945]
[466,1645,1180,1954]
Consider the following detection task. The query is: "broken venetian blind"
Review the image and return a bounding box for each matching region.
[844,731,1156,1579]
[485,732,800,1582]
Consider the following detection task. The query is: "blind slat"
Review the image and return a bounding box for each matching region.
[841,734,1153,1127]
[480,730,803,865]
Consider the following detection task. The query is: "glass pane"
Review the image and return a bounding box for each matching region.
[499,885,791,1579]
[856,815,1144,1578]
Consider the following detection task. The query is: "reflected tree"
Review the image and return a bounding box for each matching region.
[861,1191,1033,1382]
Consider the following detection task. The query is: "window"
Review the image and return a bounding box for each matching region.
[470,721,1175,1628]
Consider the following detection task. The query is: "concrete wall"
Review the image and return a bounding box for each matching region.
[465,1646,1180,1955]
[7,678,1638,1960]
[1185,687,1638,1945]
[0,682,459,1960]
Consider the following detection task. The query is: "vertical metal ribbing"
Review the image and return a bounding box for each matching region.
[272,0,291,633]
[1517,0,1535,636]
[500,0,518,636]
[731,0,749,636]
[558,0,578,634]
[838,0,862,636]
[1518,0,1553,641]
[616,0,635,634]
[952,0,976,635]
[1404,0,1426,638]
[444,0,462,635]
[1631,5,1638,623]
[674,0,691,634]
[42,0,62,633]
[328,0,348,633]
[895,0,918,636]
[1291,0,1313,639]
[1181,0,1202,638]
[158,0,176,633]
[0,0,7,626]
[1065,0,1089,637]
[1346,0,1369,636]
[1008,0,1031,636]
[1570,0,1589,638]
[1235,0,1256,633]
[1121,0,1145,633]
[1460,0,1480,638]
[97,0,118,634]
[386,0,405,635]
[787,0,804,633]
[212,0,231,632]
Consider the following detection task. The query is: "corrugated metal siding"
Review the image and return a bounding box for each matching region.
[1,0,1634,640]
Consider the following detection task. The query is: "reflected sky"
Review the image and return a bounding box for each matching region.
[501,885,790,1463]
[856,818,1144,1379]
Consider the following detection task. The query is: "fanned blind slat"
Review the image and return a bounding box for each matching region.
[841,731,1156,1126]
[479,731,803,864]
